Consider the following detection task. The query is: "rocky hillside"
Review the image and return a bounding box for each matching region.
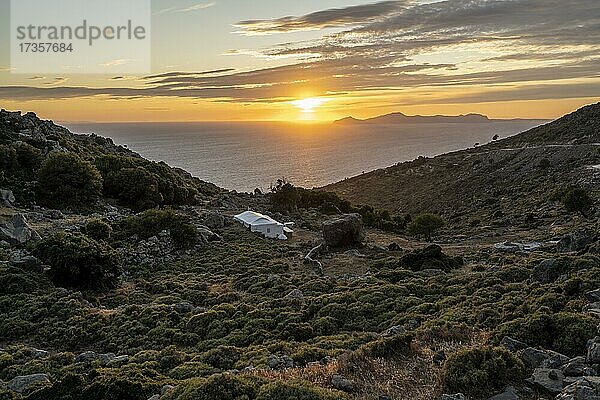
[0,106,599,400]
[326,103,600,226]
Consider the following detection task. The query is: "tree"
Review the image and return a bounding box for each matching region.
[407,213,445,241]
[270,179,300,214]
[561,187,593,215]
[37,152,102,209]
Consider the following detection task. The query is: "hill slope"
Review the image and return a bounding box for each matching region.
[326,103,600,223]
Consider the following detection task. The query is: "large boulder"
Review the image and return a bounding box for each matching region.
[557,230,597,253]
[7,373,51,393]
[0,214,41,245]
[488,387,520,400]
[322,213,365,247]
[527,368,564,394]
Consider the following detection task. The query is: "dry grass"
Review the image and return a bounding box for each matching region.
[245,332,490,400]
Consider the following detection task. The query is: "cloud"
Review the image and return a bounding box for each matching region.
[155,1,215,15]
[235,0,406,34]
[1,0,599,108]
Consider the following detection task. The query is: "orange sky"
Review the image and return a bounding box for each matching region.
[0,0,598,122]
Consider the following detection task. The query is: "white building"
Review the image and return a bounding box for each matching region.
[233,210,293,240]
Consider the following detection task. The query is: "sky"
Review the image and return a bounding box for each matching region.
[0,0,598,122]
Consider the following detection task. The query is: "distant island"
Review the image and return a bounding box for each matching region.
[334,112,542,125]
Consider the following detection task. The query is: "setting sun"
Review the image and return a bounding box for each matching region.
[291,97,330,113]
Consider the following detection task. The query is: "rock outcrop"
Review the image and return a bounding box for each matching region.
[0,214,41,245]
[322,213,365,247]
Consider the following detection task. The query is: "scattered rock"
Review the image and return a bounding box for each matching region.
[0,214,41,245]
[8,250,42,273]
[75,351,97,364]
[531,258,561,283]
[29,348,49,359]
[556,376,600,400]
[527,368,564,394]
[266,354,294,370]
[44,210,64,220]
[285,289,304,299]
[585,289,600,303]
[107,355,129,367]
[97,353,116,366]
[489,387,520,400]
[147,395,160,400]
[322,213,365,247]
[494,241,541,253]
[562,356,587,377]
[501,336,528,352]
[382,325,404,337]
[203,212,225,230]
[587,337,600,363]
[378,396,392,400]
[0,189,15,206]
[7,373,51,393]
[331,375,354,393]
[161,384,175,395]
[196,225,222,242]
[173,302,194,314]
[557,230,597,253]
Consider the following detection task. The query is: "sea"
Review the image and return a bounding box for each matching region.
[65,120,546,192]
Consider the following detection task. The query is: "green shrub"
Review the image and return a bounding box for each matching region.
[442,347,525,397]
[359,333,413,359]
[33,232,120,290]
[256,381,350,400]
[116,209,197,249]
[200,346,240,370]
[161,374,264,400]
[407,213,445,241]
[95,155,198,210]
[105,167,163,210]
[561,187,593,214]
[494,312,596,356]
[83,219,113,241]
[37,152,102,209]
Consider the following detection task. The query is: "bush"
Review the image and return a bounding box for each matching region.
[37,152,102,209]
[442,347,525,397]
[33,232,120,290]
[561,187,593,214]
[161,374,264,400]
[116,209,197,249]
[359,333,413,359]
[256,381,351,400]
[494,312,597,356]
[83,219,113,241]
[199,346,240,370]
[407,213,445,241]
[105,167,163,210]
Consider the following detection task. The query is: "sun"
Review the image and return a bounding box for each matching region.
[291,97,330,113]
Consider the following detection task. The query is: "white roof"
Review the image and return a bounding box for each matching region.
[234,210,282,226]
